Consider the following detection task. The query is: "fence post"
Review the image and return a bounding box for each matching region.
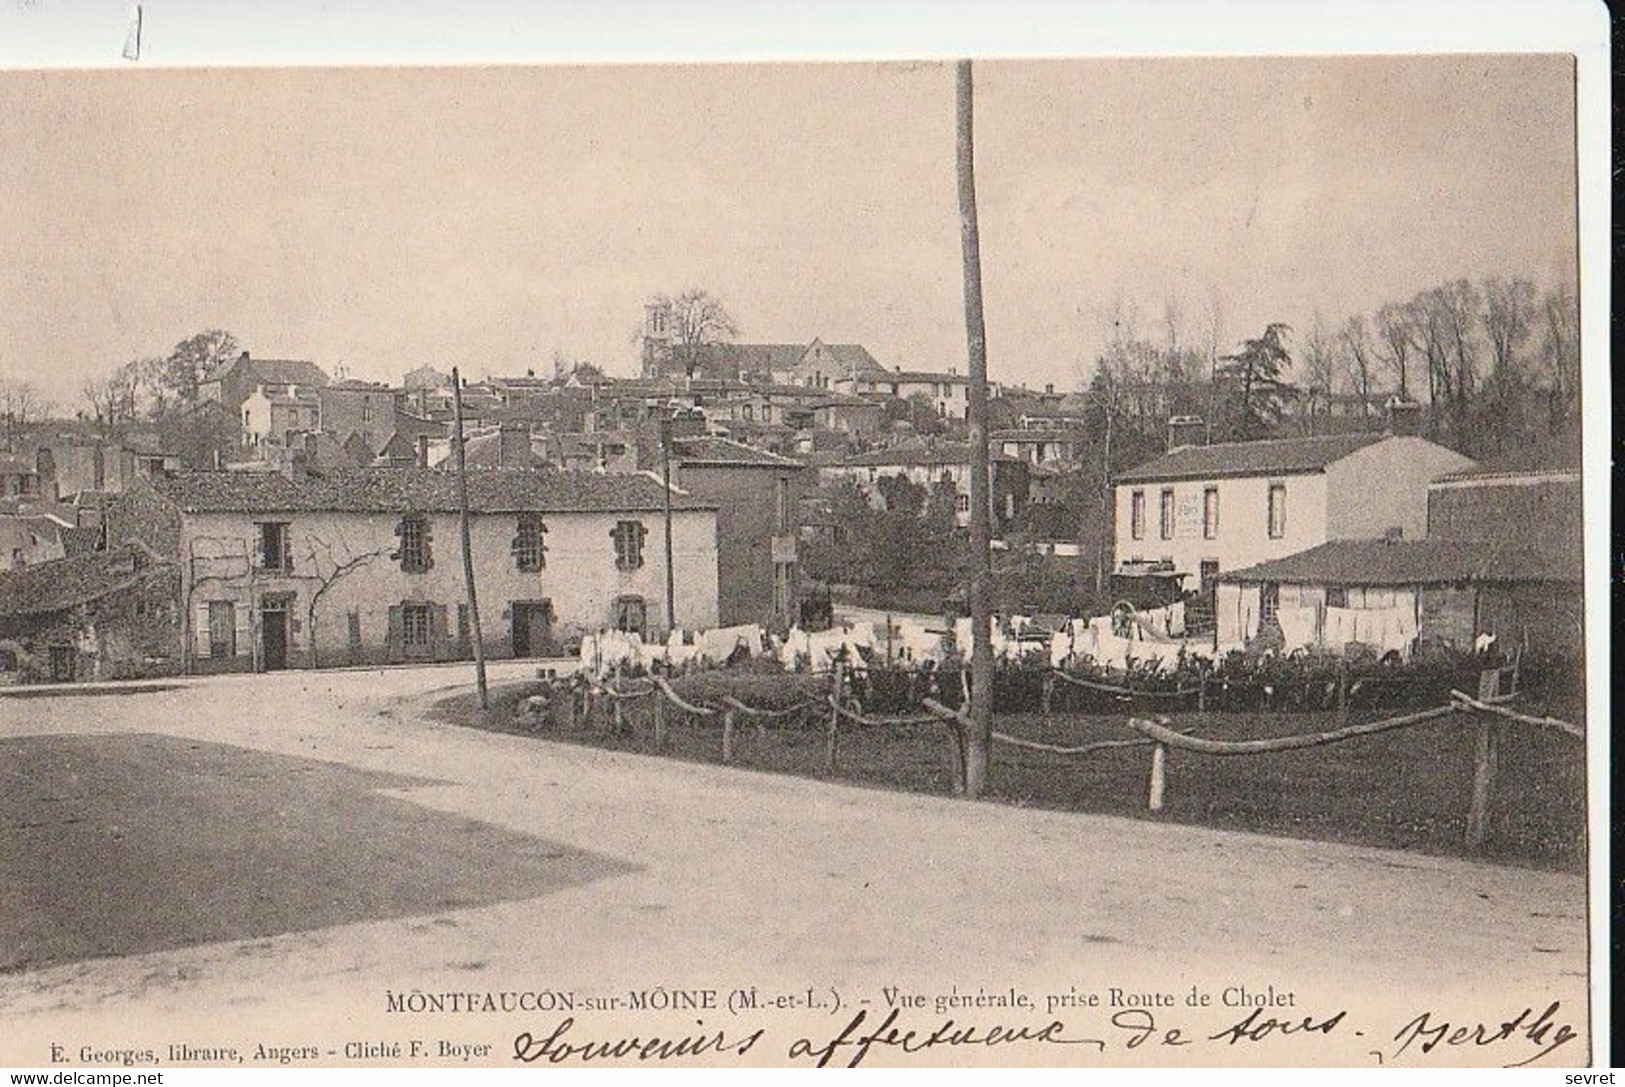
[613,688,627,734]
[1197,671,1207,713]
[1336,661,1348,723]
[653,689,667,751]
[826,659,844,776]
[722,709,735,764]
[1041,672,1054,718]
[1465,714,1498,849]
[1147,741,1168,812]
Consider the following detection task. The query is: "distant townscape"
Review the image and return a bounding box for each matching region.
[0,279,1583,684]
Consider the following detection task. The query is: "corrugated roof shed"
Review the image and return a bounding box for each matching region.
[1115,432,1386,484]
[149,467,714,514]
[1217,537,1578,587]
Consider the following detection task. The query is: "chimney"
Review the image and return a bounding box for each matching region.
[278,445,309,480]
[1385,396,1422,438]
[1166,414,1205,451]
[1045,383,1055,395]
[498,422,529,466]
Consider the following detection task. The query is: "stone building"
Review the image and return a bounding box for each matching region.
[105,466,719,672]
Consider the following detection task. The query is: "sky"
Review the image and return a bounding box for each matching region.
[0,52,1579,406]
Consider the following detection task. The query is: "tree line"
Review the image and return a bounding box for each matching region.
[1086,274,1580,463]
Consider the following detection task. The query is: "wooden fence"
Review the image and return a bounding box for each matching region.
[549,655,1576,851]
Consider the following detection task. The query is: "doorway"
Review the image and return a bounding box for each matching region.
[511,600,556,658]
[261,603,289,671]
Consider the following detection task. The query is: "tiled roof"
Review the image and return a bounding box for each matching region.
[672,437,803,469]
[885,370,969,385]
[244,357,330,387]
[390,410,446,440]
[59,525,104,557]
[727,343,810,373]
[1217,537,1578,587]
[817,344,886,374]
[1115,432,1388,484]
[0,453,37,475]
[149,467,714,514]
[0,543,171,619]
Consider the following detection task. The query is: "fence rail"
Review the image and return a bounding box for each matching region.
[539,658,1577,852]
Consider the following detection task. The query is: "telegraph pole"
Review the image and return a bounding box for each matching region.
[450,367,488,709]
[660,411,677,637]
[956,59,994,798]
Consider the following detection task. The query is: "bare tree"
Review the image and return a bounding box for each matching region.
[1537,280,1580,430]
[80,367,139,438]
[1297,312,1340,434]
[0,378,52,447]
[1203,287,1225,442]
[1374,301,1416,400]
[1339,314,1378,419]
[1406,280,1482,449]
[651,289,740,380]
[1481,276,1538,380]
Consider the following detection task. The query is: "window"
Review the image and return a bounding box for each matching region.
[401,603,432,647]
[397,515,432,572]
[1130,490,1146,540]
[514,514,548,571]
[1159,488,1175,540]
[1199,559,1220,594]
[361,401,374,424]
[208,601,236,659]
[1267,482,1287,539]
[1203,487,1219,540]
[48,644,75,683]
[612,520,647,571]
[256,521,291,572]
[613,595,647,635]
[955,493,971,513]
[1326,586,1348,608]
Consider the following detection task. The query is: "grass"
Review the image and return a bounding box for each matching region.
[433,679,1587,874]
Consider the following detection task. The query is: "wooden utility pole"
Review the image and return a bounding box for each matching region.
[955,59,994,799]
[1095,380,1116,593]
[450,367,489,710]
[659,411,677,637]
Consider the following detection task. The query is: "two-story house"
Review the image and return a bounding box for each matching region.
[1112,423,1475,593]
[241,385,322,449]
[105,466,720,672]
[824,442,1030,533]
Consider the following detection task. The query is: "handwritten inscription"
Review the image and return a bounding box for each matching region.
[506,998,1580,1068]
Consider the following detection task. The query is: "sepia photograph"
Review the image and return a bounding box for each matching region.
[0,1,1610,1073]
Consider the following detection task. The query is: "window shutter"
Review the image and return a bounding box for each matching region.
[234,605,252,658]
[431,603,449,660]
[195,603,213,659]
[387,604,404,663]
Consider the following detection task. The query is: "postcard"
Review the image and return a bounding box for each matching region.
[0,1,1610,1071]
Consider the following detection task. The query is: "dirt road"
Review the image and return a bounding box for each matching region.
[0,666,1591,1068]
